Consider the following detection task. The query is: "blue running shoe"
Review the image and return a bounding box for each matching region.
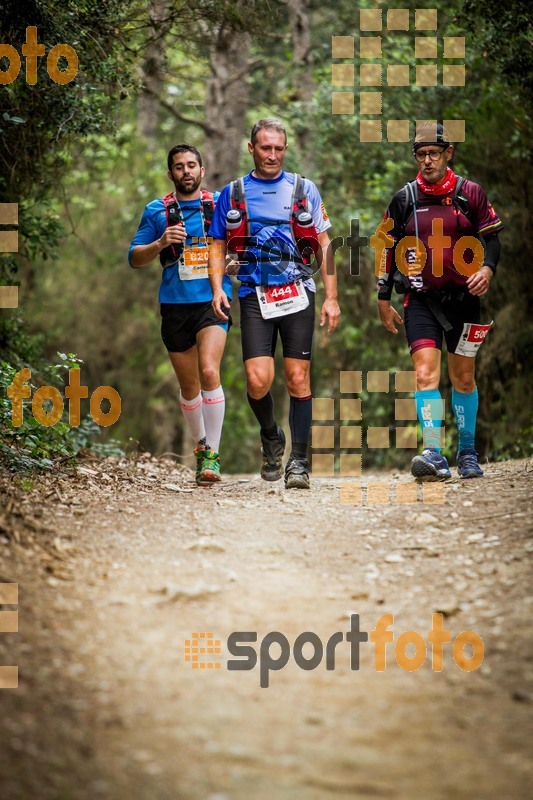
[457,447,484,479]
[411,448,451,481]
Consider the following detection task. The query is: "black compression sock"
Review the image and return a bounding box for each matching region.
[289,395,312,458]
[290,443,308,460]
[247,392,276,434]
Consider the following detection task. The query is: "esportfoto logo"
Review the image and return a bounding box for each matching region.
[184,613,484,688]
[312,369,445,505]
[331,8,466,143]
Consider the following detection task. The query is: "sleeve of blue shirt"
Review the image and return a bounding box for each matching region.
[128,200,165,266]
[209,185,231,241]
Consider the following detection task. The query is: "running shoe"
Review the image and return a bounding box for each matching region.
[457,447,484,479]
[260,426,286,481]
[284,456,310,490]
[410,448,451,481]
[194,448,205,484]
[196,449,221,485]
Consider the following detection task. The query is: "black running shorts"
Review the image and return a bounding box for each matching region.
[160,301,230,353]
[239,288,315,361]
[403,291,481,355]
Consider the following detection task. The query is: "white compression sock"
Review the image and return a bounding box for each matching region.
[202,386,225,453]
[179,391,206,448]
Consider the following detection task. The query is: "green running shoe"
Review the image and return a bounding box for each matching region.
[194,448,205,484]
[197,449,221,485]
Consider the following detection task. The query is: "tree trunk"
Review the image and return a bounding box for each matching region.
[137,0,170,149]
[287,0,314,166]
[203,25,251,189]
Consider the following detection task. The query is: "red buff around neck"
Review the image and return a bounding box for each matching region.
[416,168,457,196]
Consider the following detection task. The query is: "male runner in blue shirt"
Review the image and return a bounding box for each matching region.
[208,119,340,489]
[129,145,232,485]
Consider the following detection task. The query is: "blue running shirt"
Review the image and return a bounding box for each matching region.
[129,193,232,304]
[209,171,331,298]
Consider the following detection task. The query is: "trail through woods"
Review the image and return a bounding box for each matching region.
[0,457,531,799]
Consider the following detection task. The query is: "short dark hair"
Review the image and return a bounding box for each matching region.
[250,118,287,146]
[167,144,203,171]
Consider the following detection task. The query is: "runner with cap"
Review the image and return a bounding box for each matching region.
[377,123,503,480]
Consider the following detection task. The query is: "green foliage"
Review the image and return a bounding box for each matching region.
[0,0,138,470]
[0,0,140,202]
[0,342,122,472]
[459,1,533,104]
[1,0,530,472]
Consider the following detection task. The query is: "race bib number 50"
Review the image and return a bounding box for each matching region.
[454,321,493,357]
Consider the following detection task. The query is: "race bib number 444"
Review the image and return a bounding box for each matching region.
[454,321,493,357]
[256,280,309,319]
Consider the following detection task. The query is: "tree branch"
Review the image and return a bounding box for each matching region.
[142,84,218,135]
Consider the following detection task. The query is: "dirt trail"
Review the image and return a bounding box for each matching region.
[0,456,532,800]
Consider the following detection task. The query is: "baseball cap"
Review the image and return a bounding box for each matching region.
[413,122,451,152]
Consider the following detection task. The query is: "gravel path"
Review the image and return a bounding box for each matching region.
[0,456,531,799]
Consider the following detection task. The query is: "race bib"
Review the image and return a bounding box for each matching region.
[256,280,309,319]
[179,244,209,280]
[454,321,493,357]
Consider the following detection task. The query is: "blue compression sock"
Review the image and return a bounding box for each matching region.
[452,388,478,451]
[415,389,444,451]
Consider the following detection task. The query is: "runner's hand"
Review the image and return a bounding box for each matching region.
[158,223,186,250]
[212,290,230,321]
[320,298,341,334]
[225,257,240,276]
[378,299,403,334]
[467,265,493,297]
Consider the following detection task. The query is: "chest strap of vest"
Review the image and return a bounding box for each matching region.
[160,192,184,268]
[290,174,320,266]
[228,178,250,259]
[160,190,214,268]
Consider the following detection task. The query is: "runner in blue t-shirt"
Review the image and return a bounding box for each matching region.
[129,144,233,486]
[209,119,341,489]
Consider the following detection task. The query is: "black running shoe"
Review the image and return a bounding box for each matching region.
[260,426,286,481]
[284,456,310,490]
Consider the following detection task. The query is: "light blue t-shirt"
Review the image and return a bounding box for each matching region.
[129,193,232,304]
[209,171,331,298]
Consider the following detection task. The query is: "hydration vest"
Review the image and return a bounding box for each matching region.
[226,174,320,266]
[399,176,472,231]
[159,189,215,268]
[393,175,474,295]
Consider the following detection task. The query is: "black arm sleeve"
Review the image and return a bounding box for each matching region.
[482,233,501,274]
[376,189,407,301]
[377,263,395,300]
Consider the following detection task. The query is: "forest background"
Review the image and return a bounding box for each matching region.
[0,0,531,474]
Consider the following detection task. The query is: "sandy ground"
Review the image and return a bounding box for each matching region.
[0,455,532,800]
